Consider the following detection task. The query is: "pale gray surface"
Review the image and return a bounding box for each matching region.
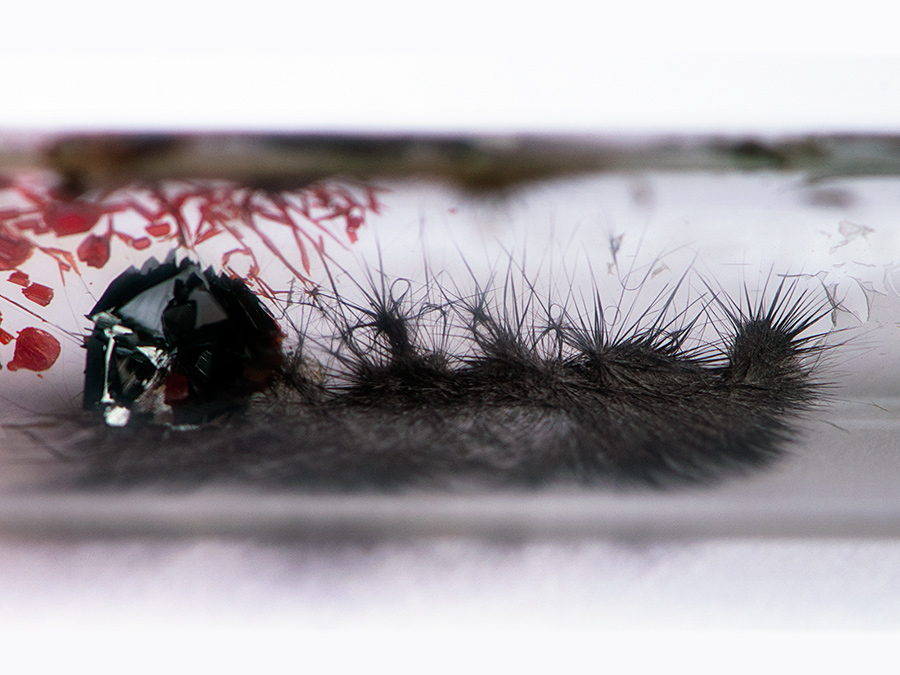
[0,397,897,631]
[1,170,899,631]
[0,398,896,539]
[1,535,900,630]
[0,393,898,633]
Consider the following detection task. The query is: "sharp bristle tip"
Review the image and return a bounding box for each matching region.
[67,258,835,490]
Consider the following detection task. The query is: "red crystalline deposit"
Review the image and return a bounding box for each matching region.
[43,202,102,237]
[8,271,29,286]
[22,282,53,307]
[7,327,61,372]
[76,232,111,268]
[0,229,34,271]
[0,311,11,345]
[345,213,363,244]
[145,222,170,237]
[164,370,191,404]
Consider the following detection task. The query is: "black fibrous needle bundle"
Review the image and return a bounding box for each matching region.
[70,255,836,490]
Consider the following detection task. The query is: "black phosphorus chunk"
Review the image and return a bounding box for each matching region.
[83,256,283,427]
[73,265,833,489]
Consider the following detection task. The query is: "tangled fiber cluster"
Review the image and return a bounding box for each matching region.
[63,260,833,489]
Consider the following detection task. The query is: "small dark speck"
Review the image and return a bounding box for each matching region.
[630,180,655,209]
[802,187,857,209]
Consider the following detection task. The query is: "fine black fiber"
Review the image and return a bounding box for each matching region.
[57,259,835,490]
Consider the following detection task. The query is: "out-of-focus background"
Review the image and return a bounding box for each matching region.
[2,1,899,134]
[3,1,900,670]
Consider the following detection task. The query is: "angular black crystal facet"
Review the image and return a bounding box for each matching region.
[84,255,283,426]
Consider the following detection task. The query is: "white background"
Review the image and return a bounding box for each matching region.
[2,1,900,670]
[1,1,899,134]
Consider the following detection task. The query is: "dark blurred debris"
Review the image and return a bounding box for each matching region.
[3,133,900,196]
[801,186,858,209]
[84,255,283,427]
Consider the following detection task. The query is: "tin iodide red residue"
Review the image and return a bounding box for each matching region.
[0,175,383,379]
[21,283,53,307]
[6,327,61,372]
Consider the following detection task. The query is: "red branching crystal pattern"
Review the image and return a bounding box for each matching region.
[0,175,384,373]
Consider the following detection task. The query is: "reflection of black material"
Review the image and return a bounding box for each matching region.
[84,256,283,425]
